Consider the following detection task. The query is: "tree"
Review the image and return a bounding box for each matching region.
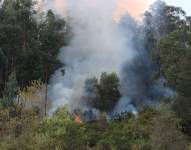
[142,1,187,65]
[37,9,68,116]
[83,73,120,112]
[0,0,37,88]
[83,77,98,108]
[149,105,188,150]
[0,72,18,107]
[156,28,191,136]
[93,72,120,112]
[0,48,8,96]
[143,1,186,40]
[0,0,69,88]
[157,30,191,118]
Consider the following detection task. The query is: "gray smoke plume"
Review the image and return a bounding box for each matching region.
[112,1,175,115]
[48,0,175,117]
[48,0,135,114]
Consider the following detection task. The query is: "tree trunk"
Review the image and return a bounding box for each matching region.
[44,64,48,117]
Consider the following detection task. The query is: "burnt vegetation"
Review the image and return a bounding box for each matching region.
[0,0,191,149]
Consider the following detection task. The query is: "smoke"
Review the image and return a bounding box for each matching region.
[0,0,4,7]
[48,0,135,114]
[112,1,175,115]
[41,0,155,20]
[112,96,137,115]
[48,0,175,117]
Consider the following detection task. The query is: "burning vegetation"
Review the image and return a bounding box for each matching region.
[0,0,191,149]
[71,109,100,123]
[73,115,82,123]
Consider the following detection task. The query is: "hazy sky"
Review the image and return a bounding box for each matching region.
[42,0,191,19]
[117,0,191,19]
[113,0,191,20]
[165,0,191,15]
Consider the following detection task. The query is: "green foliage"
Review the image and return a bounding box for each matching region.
[157,30,191,122]
[151,3,191,136]
[0,72,18,107]
[158,31,191,95]
[83,72,120,112]
[0,0,68,89]
[144,1,187,38]
[1,106,190,150]
[17,80,49,116]
[0,104,40,145]
[3,107,86,150]
[93,72,120,112]
[0,0,191,149]
[149,105,188,150]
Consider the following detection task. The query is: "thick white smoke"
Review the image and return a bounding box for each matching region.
[48,0,175,116]
[48,0,135,113]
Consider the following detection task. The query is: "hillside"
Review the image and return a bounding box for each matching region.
[0,0,191,149]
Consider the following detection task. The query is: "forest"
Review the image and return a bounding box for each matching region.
[0,0,191,149]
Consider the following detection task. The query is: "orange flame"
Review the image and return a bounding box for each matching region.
[74,115,82,123]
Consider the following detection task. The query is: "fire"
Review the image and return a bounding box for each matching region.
[74,115,82,123]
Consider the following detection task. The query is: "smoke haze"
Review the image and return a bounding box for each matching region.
[47,0,174,116]
[48,0,135,113]
[42,0,155,20]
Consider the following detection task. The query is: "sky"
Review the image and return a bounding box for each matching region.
[1,0,190,17]
[45,0,153,19]
[165,0,191,16]
[114,0,154,20]
[115,0,191,19]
